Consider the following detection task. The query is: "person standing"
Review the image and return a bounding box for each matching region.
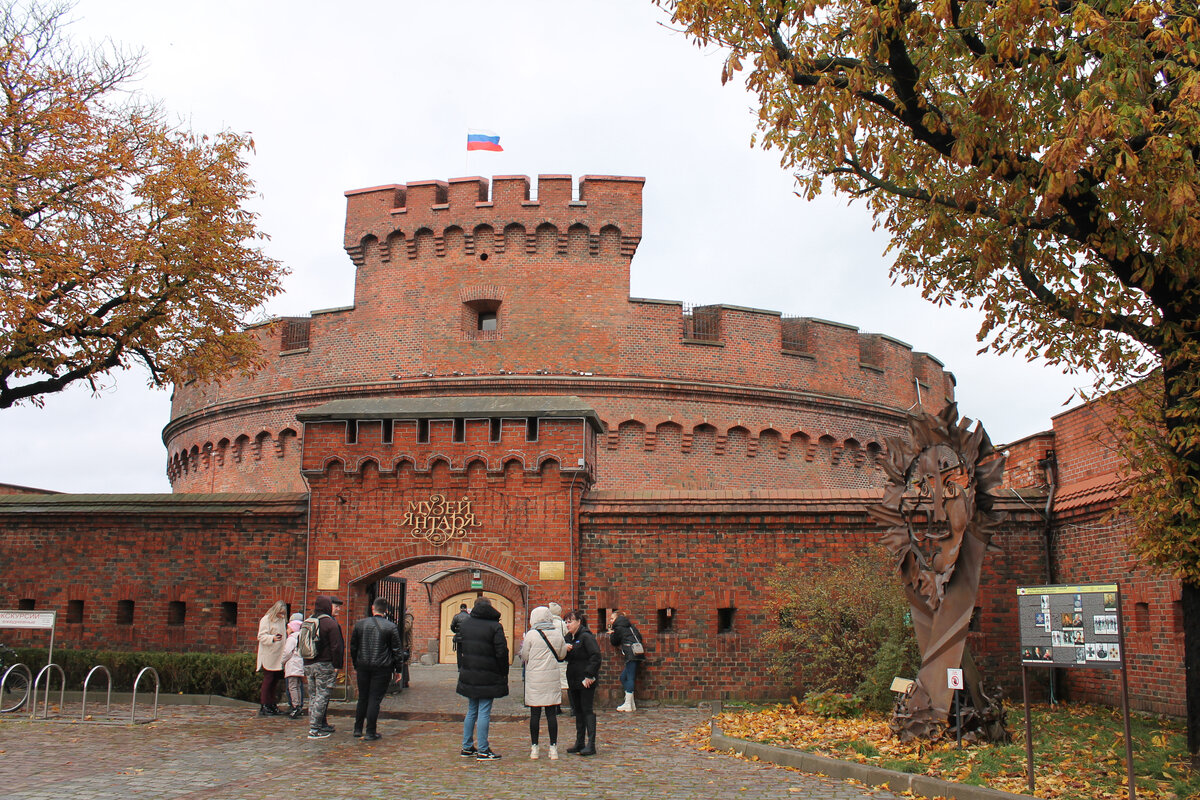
[281,617,306,717]
[255,600,288,716]
[303,595,345,740]
[608,609,644,712]
[350,597,404,741]
[450,602,470,650]
[455,596,509,760]
[519,606,567,760]
[564,609,601,756]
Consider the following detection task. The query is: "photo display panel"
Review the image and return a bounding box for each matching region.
[1016,584,1122,669]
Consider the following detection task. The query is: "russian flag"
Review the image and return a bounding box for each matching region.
[467,128,503,152]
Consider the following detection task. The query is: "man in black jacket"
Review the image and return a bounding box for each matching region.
[350,597,405,741]
[455,596,509,760]
[303,595,344,740]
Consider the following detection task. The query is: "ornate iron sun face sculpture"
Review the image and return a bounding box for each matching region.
[868,403,1009,743]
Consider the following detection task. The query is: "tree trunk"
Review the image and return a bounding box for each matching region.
[1184,581,1200,767]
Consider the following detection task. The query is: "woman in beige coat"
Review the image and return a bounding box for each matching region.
[256,600,288,716]
[519,605,567,759]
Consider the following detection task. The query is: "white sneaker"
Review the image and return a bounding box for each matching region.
[548,745,559,760]
[530,744,539,760]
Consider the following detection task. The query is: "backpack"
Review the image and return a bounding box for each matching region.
[297,614,326,659]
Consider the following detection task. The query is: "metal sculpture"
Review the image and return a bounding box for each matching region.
[868,403,1010,742]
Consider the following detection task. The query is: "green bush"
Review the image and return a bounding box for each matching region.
[803,688,865,718]
[761,549,920,711]
[10,648,259,701]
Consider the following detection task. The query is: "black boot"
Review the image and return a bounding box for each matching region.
[566,713,586,753]
[258,704,278,717]
[577,713,597,756]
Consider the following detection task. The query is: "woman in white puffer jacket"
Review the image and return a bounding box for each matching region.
[519,605,567,760]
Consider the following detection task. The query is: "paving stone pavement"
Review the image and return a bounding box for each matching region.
[0,665,907,800]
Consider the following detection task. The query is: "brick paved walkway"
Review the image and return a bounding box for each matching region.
[0,665,906,799]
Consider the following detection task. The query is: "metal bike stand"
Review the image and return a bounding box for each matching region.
[130,666,160,724]
[30,663,65,720]
[81,665,113,721]
[0,663,32,713]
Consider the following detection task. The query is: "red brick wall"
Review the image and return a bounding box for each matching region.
[577,492,1047,703]
[0,495,307,652]
[164,174,954,496]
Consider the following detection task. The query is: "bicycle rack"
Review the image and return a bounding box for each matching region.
[0,663,32,713]
[30,663,65,719]
[131,666,160,723]
[80,665,113,720]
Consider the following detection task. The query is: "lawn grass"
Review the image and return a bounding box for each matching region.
[714,701,1196,799]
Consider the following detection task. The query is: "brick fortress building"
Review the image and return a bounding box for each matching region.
[0,175,1184,712]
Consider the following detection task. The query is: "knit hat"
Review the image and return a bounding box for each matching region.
[288,619,302,633]
[289,612,304,623]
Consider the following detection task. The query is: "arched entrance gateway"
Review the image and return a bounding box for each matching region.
[296,396,597,674]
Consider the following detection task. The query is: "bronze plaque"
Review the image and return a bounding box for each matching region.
[316,560,340,591]
[539,561,566,581]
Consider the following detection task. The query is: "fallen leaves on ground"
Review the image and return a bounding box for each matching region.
[708,702,1193,800]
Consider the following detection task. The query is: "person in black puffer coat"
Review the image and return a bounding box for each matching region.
[456,597,509,760]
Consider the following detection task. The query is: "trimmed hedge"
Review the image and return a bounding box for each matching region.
[11,648,260,701]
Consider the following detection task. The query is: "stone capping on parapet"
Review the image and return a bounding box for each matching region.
[0,492,310,515]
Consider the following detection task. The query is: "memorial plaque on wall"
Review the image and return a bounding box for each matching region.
[1016,583,1123,669]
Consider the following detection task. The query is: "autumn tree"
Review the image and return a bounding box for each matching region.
[0,0,285,409]
[655,0,1200,759]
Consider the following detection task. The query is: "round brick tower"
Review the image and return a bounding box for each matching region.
[164,174,954,494]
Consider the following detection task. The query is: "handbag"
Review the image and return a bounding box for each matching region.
[627,626,645,658]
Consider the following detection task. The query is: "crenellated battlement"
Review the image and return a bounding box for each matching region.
[343,174,644,266]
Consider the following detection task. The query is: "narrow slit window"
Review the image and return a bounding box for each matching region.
[382,420,393,444]
[346,420,358,444]
[453,418,465,442]
[67,599,84,624]
[221,602,238,627]
[417,419,430,443]
[117,600,135,625]
[526,417,539,441]
[717,607,735,634]
[657,607,675,633]
[490,418,502,442]
[168,601,187,627]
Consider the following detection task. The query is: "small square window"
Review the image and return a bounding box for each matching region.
[221,602,238,627]
[116,600,135,625]
[717,607,736,634]
[18,598,35,610]
[168,601,187,627]
[67,600,84,624]
[657,607,675,633]
[478,311,498,331]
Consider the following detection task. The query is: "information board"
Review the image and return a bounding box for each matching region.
[1016,583,1123,669]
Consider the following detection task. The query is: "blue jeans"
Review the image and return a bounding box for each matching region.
[620,660,638,693]
[462,697,494,752]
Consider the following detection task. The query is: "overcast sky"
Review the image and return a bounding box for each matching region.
[0,0,1089,493]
